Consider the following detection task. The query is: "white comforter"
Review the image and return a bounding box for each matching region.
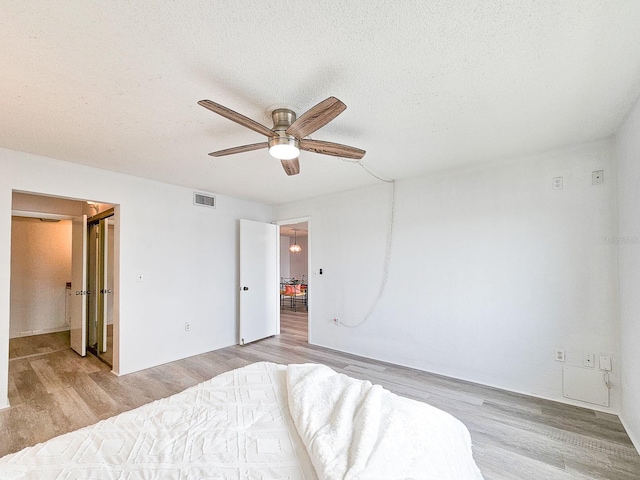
[0,362,483,479]
[0,362,318,479]
[287,364,484,480]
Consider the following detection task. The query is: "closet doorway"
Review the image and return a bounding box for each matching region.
[9,192,118,370]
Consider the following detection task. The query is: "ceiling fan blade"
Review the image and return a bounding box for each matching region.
[198,100,275,137]
[280,158,300,176]
[208,142,268,157]
[299,139,365,160]
[286,97,346,139]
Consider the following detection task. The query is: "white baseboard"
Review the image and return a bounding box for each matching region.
[10,326,70,339]
[0,397,10,410]
[311,341,621,415]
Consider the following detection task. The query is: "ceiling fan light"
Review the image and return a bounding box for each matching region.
[269,143,300,160]
[268,135,300,160]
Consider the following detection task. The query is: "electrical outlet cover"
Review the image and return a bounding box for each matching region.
[553,177,563,190]
[583,353,595,367]
[592,170,604,185]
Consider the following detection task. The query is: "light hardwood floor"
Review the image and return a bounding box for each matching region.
[3,310,640,479]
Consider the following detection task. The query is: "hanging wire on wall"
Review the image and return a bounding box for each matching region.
[333,158,396,328]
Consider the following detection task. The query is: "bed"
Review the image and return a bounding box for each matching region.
[0,362,484,479]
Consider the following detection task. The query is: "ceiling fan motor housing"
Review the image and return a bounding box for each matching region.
[268,109,300,158]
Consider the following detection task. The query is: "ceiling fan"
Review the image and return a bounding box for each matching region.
[198,96,365,176]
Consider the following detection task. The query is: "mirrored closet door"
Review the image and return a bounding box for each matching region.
[87,210,114,366]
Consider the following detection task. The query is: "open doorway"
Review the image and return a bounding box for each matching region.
[278,220,309,340]
[9,192,117,369]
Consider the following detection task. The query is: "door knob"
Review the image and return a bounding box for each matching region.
[243,286,249,291]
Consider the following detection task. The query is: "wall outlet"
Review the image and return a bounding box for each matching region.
[583,353,594,368]
[555,349,565,362]
[184,322,191,332]
[333,317,340,326]
[592,170,604,185]
[553,177,563,190]
[137,273,144,283]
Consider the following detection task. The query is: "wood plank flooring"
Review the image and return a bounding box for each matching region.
[2,310,640,479]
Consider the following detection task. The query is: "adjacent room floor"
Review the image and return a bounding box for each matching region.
[3,313,639,479]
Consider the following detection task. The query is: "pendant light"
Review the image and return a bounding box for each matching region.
[289,229,302,254]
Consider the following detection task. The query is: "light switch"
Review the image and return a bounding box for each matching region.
[599,356,612,371]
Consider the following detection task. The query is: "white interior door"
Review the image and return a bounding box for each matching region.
[239,219,279,345]
[70,214,87,356]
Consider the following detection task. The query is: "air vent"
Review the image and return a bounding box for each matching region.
[193,192,216,209]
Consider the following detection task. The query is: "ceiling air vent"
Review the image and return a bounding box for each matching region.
[193,192,216,209]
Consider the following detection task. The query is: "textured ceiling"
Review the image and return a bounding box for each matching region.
[2,1,640,205]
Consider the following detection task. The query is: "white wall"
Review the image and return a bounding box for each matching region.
[275,140,619,411]
[0,147,272,408]
[615,94,640,449]
[10,217,71,337]
[279,235,291,279]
